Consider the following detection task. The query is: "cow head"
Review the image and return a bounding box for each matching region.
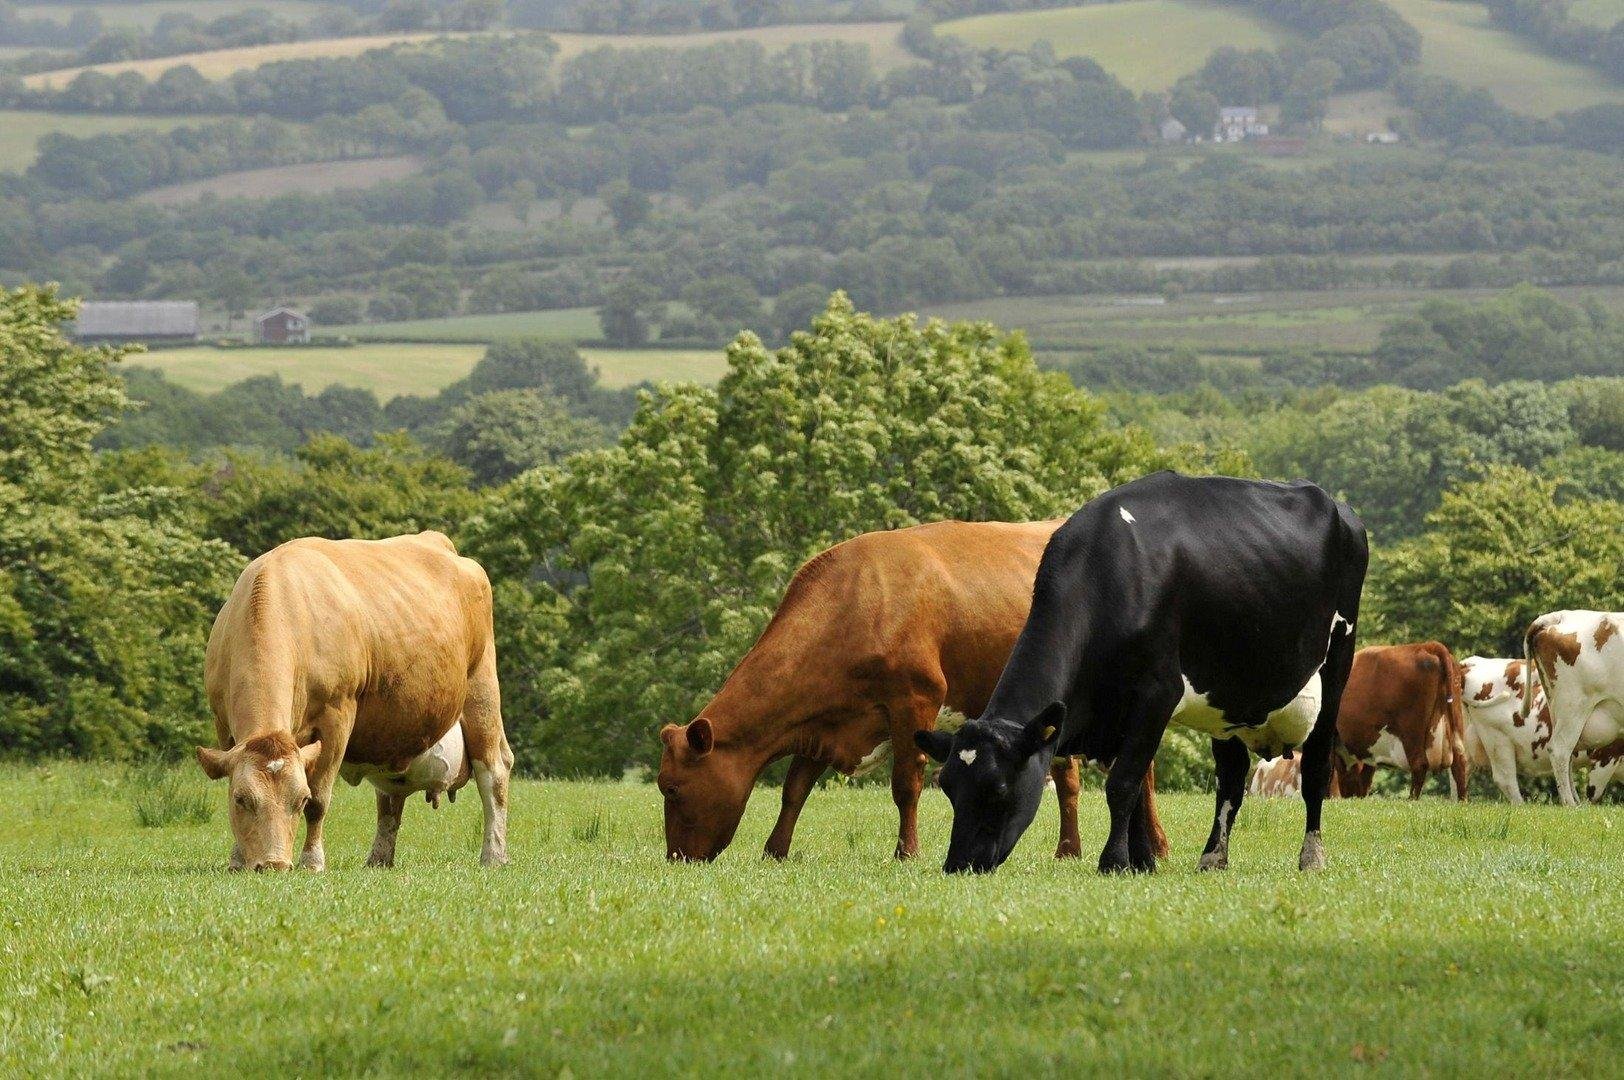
[657,718,751,862]
[916,703,1063,873]
[196,732,322,871]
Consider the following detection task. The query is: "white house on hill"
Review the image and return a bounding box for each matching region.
[1215,106,1268,142]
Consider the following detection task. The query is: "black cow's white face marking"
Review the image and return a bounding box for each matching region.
[917,704,1064,873]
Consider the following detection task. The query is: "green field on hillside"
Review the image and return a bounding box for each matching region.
[328,307,601,343]
[1567,0,1624,26]
[0,109,226,169]
[1,765,1619,1075]
[15,0,331,29]
[134,340,726,397]
[1387,0,1624,115]
[939,0,1294,92]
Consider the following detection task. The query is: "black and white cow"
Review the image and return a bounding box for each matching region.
[917,472,1368,874]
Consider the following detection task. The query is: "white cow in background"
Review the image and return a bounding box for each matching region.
[1522,611,1624,806]
[1461,653,1622,804]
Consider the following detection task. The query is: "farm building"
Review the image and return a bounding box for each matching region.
[255,306,311,344]
[71,301,199,344]
[1214,106,1268,142]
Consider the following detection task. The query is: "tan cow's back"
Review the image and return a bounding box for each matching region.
[205,531,494,768]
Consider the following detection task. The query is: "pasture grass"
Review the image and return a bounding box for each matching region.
[939,0,1295,91]
[14,0,331,30]
[0,763,1620,1076]
[131,340,729,398]
[0,109,228,169]
[1385,0,1624,115]
[1567,0,1624,25]
[327,307,602,343]
[547,21,911,71]
[134,155,422,204]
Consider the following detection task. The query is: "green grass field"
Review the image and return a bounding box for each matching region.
[327,307,602,343]
[0,109,227,169]
[134,340,728,397]
[1386,0,1624,115]
[939,0,1294,92]
[1,763,1620,1075]
[15,0,331,30]
[1567,0,1624,25]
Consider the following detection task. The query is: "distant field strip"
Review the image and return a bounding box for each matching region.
[135,155,423,204]
[328,308,602,343]
[1567,0,1624,25]
[0,109,228,169]
[134,341,727,396]
[939,1,1294,91]
[23,30,480,86]
[549,21,911,70]
[1386,0,1624,115]
[15,0,330,29]
[24,20,908,87]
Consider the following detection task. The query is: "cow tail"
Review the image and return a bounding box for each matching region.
[1142,761,1170,860]
[1438,644,1467,773]
[1522,620,1544,721]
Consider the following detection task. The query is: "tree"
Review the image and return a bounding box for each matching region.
[504,179,538,225]
[1367,467,1624,656]
[464,295,1184,773]
[0,286,243,758]
[1280,58,1342,131]
[434,389,609,485]
[602,181,652,234]
[599,279,663,347]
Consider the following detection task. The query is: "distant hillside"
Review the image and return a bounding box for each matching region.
[1388,0,1624,115]
[938,0,1295,92]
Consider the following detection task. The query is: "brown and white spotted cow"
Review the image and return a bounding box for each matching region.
[1333,642,1468,800]
[198,532,513,871]
[1460,655,1622,803]
[1248,756,1303,798]
[1522,611,1624,806]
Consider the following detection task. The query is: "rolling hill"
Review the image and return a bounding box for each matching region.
[21,20,910,88]
[0,109,229,168]
[938,0,1295,92]
[1387,0,1624,115]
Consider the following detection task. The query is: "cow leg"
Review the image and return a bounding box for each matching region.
[1587,757,1621,804]
[1301,624,1357,871]
[1407,753,1429,800]
[763,755,828,860]
[1098,679,1180,875]
[1549,728,1584,808]
[1449,748,1469,802]
[1052,756,1083,859]
[366,790,407,868]
[299,699,356,872]
[1199,736,1250,871]
[890,689,946,861]
[462,641,513,866]
[1485,737,1523,803]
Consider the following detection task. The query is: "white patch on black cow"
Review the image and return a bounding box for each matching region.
[958,749,977,765]
[1175,672,1322,758]
[1118,506,1136,524]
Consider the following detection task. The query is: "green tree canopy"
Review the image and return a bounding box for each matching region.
[466,294,1220,774]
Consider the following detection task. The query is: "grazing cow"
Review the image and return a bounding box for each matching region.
[1249,756,1302,798]
[657,520,1167,863]
[917,472,1367,875]
[1463,656,1623,805]
[1523,611,1624,806]
[1333,643,1467,800]
[198,532,513,871]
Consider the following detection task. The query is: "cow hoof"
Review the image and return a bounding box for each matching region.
[365,854,394,869]
[1054,843,1082,860]
[1298,832,1326,871]
[481,851,510,868]
[1198,851,1228,872]
[299,851,325,872]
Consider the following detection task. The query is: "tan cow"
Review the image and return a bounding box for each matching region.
[1523,611,1624,805]
[197,532,513,871]
[1249,756,1303,798]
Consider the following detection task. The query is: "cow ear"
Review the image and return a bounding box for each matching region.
[197,746,231,781]
[685,717,714,757]
[298,740,323,773]
[1020,702,1066,757]
[915,729,954,763]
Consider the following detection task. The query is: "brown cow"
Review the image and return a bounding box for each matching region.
[656,520,1166,863]
[198,532,513,871]
[1333,641,1467,800]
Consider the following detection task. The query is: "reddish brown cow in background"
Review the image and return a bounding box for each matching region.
[1334,642,1468,800]
[657,520,1166,863]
